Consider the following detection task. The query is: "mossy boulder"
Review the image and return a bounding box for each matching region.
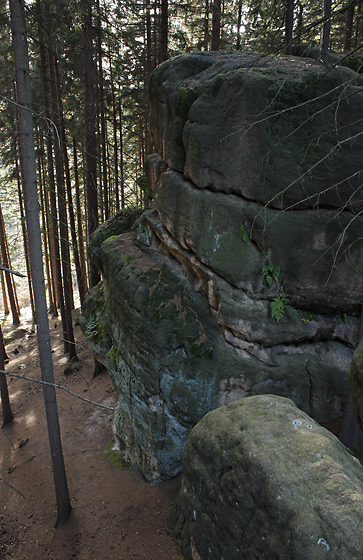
[88,206,143,271]
[169,395,363,560]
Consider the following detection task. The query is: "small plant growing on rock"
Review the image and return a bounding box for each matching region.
[270,290,298,322]
[262,262,280,287]
[238,224,251,243]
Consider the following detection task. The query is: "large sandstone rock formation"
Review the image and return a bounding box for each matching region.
[168,395,363,560]
[81,52,363,480]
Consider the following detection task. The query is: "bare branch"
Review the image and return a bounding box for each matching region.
[0,264,26,278]
[0,369,115,412]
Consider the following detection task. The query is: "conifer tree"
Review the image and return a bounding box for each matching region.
[9,0,71,528]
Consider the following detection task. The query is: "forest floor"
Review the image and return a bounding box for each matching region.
[0,308,182,560]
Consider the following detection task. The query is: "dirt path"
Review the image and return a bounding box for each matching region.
[0,311,182,560]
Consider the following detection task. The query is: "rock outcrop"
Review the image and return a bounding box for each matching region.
[169,395,363,560]
[350,341,363,430]
[81,52,363,480]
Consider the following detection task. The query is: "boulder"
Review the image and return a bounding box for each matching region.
[81,52,363,480]
[169,395,363,560]
[150,52,363,214]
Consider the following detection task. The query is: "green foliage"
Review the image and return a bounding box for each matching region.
[270,290,297,322]
[262,262,280,287]
[238,224,251,243]
[337,314,350,325]
[301,311,318,323]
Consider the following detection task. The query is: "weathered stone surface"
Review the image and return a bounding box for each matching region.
[88,206,144,271]
[81,52,363,480]
[81,224,352,479]
[154,170,363,314]
[145,153,168,193]
[350,341,363,431]
[150,52,363,212]
[169,395,363,560]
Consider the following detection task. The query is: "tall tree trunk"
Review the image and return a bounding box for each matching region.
[119,101,125,208]
[1,270,10,316]
[72,138,88,294]
[96,0,109,220]
[0,324,13,427]
[0,206,20,317]
[0,203,20,325]
[236,0,243,50]
[295,1,303,44]
[9,0,71,528]
[211,0,221,51]
[354,0,363,48]
[343,0,356,52]
[36,0,67,337]
[320,0,332,63]
[159,0,168,63]
[82,0,100,288]
[47,46,77,362]
[284,0,294,55]
[53,57,86,306]
[106,26,119,212]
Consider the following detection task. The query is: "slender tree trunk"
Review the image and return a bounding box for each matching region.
[82,0,100,288]
[9,0,71,528]
[53,59,86,305]
[36,0,66,332]
[96,0,109,220]
[295,1,303,44]
[47,46,77,362]
[0,325,13,427]
[320,0,332,63]
[159,0,168,63]
[284,0,294,55]
[0,207,20,317]
[343,0,356,52]
[0,203,20,325]
[354,0,363,48]
[203,0,210,50]
[236,0,242,50]
[211,0,221,51]
[72,138,88,295]
[106,27,119,212]
[39,177,55,314]
[119,101,125,208]
[1,270,10,316]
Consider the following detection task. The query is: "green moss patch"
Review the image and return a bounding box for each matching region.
[104,442,130,470]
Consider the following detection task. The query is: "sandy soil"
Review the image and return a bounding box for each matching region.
[0,310,182,560]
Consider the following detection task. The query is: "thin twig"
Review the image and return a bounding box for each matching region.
[0,370,115,411]
[1,427,15,450]
[0,476,26,499]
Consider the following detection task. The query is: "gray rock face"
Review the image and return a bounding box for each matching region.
[350,341,363,430]
[81,52,363,480]
[150,52,363,313]
[169,395,363,560]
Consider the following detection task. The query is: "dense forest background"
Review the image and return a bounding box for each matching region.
[0,0,362,332]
